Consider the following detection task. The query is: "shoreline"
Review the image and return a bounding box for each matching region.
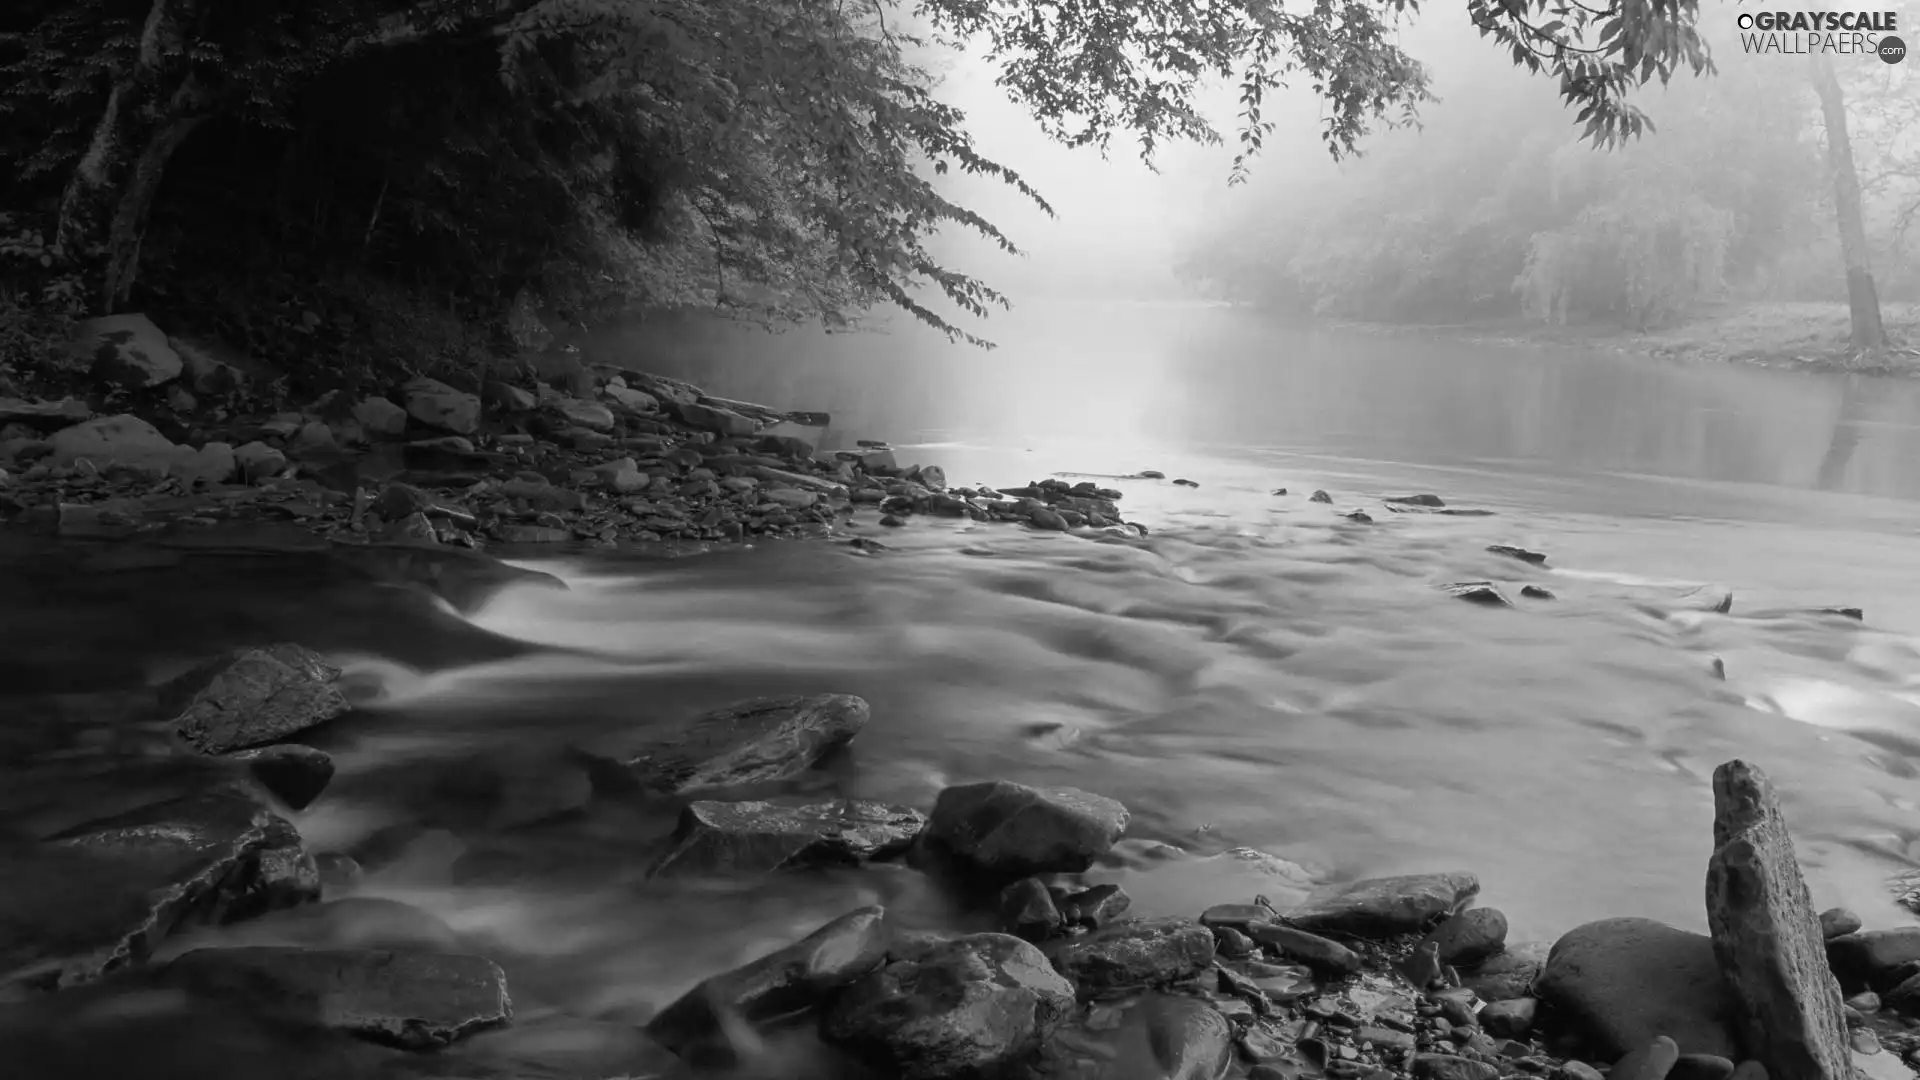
[0,312,1148,560]
[1308,301,1920,378]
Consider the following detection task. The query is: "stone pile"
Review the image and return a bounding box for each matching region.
[0,312,1148,551]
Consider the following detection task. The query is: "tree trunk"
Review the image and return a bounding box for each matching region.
[53,0,214,316]
[1808,52,1888,356]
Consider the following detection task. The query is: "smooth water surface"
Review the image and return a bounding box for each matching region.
[12,302,1920,1028]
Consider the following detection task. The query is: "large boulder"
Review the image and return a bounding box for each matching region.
[73,313,182,388]
[647,798,926,879]
[1046,917,1216,997]
[646,906,888,1066]
[1535,918,1739,1060]
[1283,871,1481,936]
[403,378,481,435]
[577,694,870,794]
[1704,761,1852,1080]
[159,946,510,1050]
[1,785,318,992]
[45,414,236,483]
[353,397,409,439]
[917,781,1130,884]
[823,932,1075,1080]
[161,643,351,754]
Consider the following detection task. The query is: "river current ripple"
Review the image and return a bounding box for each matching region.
[122,437,1913,1021]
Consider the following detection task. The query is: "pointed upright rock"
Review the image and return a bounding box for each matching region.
[1704,760,1853,1080]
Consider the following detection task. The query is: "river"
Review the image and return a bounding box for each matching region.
[11,300,1920,1046]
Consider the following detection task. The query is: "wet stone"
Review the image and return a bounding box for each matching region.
[1284,872,1480,937]
[646,798,926,879]
[1828,928,1920,993]
[227,744,335,810]
[1047,917,1217,999]
[1535,917,1738,1059]
[1,785,318,992]
[1480,997,1538,1037]
[579,693,870,795]
[1202,903,1275,930]
[1246,922,1362,976]
[1487,544,1548,565]
[646,906,888,1066]
[160,946,510,1051]
[1422,908,1509,968]
[1462,941,1548,1002]
[1058,884,1131,929]
[823,931,1074,1080]
[1031,993,1234,1080]
[1820,909,1863,940]
[163,642,350,754]
[1001,878,1065,942]
[1213,926,1257,959]
[1440,582,1514,608]
[918,780,1130,885]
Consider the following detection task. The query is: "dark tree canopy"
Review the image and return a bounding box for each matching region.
[0,0,1713,371]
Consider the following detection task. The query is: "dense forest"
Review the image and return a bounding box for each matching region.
[1,0,1717,389]
[1175,24,1920,341]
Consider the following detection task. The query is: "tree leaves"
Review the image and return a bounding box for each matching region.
[1,0,1717,345]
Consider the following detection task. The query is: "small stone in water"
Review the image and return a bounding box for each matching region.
[1487,544,1548,565]
[1309,490,1333,503]
[1521,585,1557,600]
[1201,904,1273,930]
[1271,488,1288,496]
[1173,478,1199,488]
[1821,908,1864,940]
[1440,581,1513,608]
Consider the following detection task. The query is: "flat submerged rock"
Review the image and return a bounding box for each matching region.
[1,784,318,993]
[648,798,926,878]
[579,694,871,794]
[1283,871,1481,936]
[160,946,511,1051]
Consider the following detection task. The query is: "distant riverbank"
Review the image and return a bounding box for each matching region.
[1322,302,1920,377]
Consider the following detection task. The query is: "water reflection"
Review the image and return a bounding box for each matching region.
[586,305,1920,502]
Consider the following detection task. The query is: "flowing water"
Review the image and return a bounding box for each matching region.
[10,302,1920,1046]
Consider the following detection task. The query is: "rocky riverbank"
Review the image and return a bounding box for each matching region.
[4,639,1917,1080]
[0,313,1146,553]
